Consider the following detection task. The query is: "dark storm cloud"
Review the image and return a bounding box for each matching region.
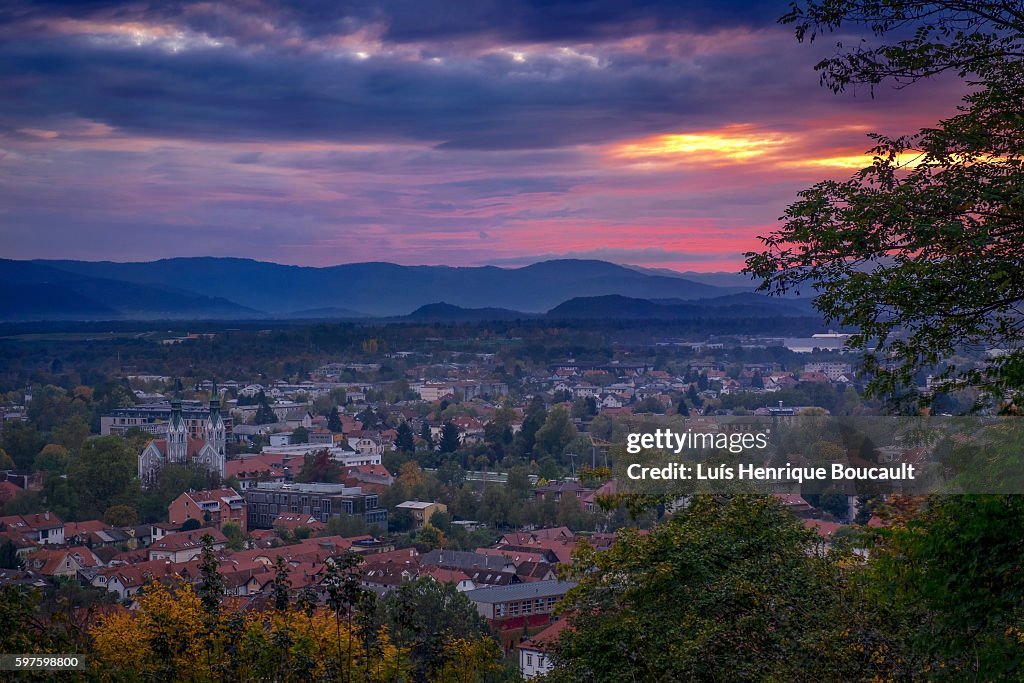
[0,26,850,151]
[0,0,967,267]
[1,1,784,43]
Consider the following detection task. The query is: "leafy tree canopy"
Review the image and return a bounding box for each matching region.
[745,0,1024,410]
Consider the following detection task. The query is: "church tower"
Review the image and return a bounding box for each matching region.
[167,397,189,464]
[205,384,226,458]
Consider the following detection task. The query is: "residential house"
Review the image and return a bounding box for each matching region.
[394,501,447,531]
[0,512,64,545]
[147,528,227,563]
[518,618,570,679]
[168,487,247,533]
[23,546,103,578]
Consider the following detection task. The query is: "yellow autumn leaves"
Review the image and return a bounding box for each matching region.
[88,579,496,682]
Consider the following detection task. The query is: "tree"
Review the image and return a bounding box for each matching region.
[419,421,433,449]
[222,521,245,551]
[53,416,90,455]
[551,495,904,682]
[66,436,141,521]
[394,422,415,453]
[88,577,405,681]
[34,444,70,474]
[378,577,495,681]
[438,422,461,454]
[254,398,277,425]
[296,450,341,484]
[746,1,1024,410]
[197,535,224,616]
[0,448,13,470]
[328,406,343,433]
[1,422,44,470]
[416,524,444,551]
[0,540,19,569]
[534,405,577,458]
[103,504,138,527]
[291,426,309,445]
[867,495,1024,678]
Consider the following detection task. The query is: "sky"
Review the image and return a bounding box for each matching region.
[0,0,964,271]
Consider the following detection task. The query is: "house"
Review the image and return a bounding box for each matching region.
[23,546,103,578]
[147,528,227,563]
[272,513,326,534]
[421,566,476,592]
[225,455,287,490]
[419,549,516,575]
[168,487,247,533]
[64,520,133,548]
[394,501,447,531]
[518,618,570,679]
[533,480,586,503]
[0,531,37,560]
[284,409,314,429]
[348,436,384,457]
[0,512,64,545]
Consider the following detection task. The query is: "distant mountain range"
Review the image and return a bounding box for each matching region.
[0,257,811,322]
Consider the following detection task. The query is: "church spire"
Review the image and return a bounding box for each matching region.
[205,381,226,459]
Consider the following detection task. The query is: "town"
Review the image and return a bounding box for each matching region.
[0,318,957,679]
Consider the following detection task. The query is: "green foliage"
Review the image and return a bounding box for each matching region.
[747,1,1024,409]
[868,495,1024,679]
[438,422,461,454]
[34,444,70,474]
[377,577,493,681]
[394,421,416,453]
[535,405,577,459]
[291,425,309,444]
[1,421,44,470]
[0,540,20,569]
[103,504,138,527]
[254,398,278,425]
[57,436,141,521]
[416,523,444,551]
[327,407,343,433]
[197,535,225,615]
[222,521,245,551]
[0,447,14,470]
[552,495,905,682]
[296,449,342,484]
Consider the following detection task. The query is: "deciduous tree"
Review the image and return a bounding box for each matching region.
[746,0,1024,409]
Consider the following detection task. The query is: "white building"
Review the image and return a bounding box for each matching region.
[518,618,570,679]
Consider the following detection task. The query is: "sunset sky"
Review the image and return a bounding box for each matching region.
[0,1,963,271]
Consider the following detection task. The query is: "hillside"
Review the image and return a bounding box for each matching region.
[7,258,746,318]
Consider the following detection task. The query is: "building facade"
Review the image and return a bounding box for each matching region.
[138,395,227,484]
[244,482,387,530]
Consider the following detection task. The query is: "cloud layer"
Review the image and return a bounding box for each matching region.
[0,0,963,269]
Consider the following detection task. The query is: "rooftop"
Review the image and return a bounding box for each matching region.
[465,579,576,604]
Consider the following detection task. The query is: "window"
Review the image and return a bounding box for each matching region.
[526,655,533,667]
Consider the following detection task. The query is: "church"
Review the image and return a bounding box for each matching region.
[138,391,227,484]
